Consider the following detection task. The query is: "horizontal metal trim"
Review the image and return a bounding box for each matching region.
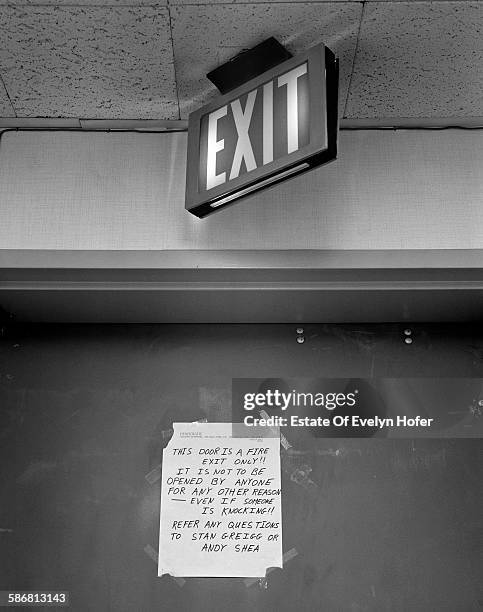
[0,118,82,129]
[2,281,483,291]
[1,117,482,130]
[2,249,483,270]
[79,119,187,131]
[340,117,483,130]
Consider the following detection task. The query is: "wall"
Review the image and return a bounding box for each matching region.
[0,129,482,250]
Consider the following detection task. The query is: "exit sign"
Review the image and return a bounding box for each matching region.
[185,43,338,217]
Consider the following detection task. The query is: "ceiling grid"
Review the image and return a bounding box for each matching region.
[0,0,481,121]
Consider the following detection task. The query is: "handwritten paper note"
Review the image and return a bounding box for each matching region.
[158,422,282,577]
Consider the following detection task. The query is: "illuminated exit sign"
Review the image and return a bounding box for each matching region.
[185,43,338,217]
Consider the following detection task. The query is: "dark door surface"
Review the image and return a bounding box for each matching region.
[0,323,481,611]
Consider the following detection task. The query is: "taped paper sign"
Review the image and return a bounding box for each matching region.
[158,422,282,577]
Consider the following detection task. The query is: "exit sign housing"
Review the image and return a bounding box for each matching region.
[185,43,338,217]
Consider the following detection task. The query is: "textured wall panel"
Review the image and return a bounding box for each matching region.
[0,129,482,250]
[0,6,178,118]
[346,2,483,118]
[170,3,362,119]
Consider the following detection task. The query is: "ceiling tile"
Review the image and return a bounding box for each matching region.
[346,2,483,118]
[0,6,178,119]
[170,3,363,119]
[0,78,14,116]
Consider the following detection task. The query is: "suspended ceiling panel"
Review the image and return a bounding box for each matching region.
[170,3,362,119]
[0,6,178,119]
[0,2,482,120]
[345,2,483,118]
